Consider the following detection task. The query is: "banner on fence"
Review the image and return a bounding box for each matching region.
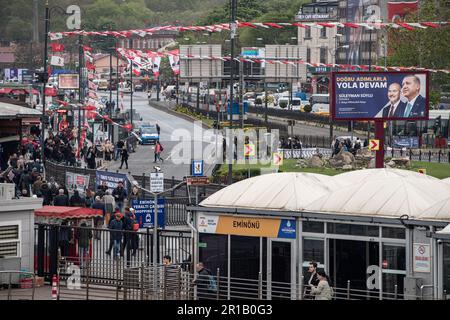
[393,136,419,148]
[95,171,128,191]
[65,172,90,194]
[131,199,165,228]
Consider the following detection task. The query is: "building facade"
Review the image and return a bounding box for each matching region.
[117,30,178,51]
[296,1,339,93]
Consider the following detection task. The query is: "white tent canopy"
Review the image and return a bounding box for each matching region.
[200,169,450,222]
[443,178,450,185]
[200,172,342,211]
[437,223,450,234]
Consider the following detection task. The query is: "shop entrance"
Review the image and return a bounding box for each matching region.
[267,238,295,299]
[329,239,380,298]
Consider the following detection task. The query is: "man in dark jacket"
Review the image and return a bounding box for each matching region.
[92,196,106,240]
[69,190,85,207]
[115,140,124,161]
[59,220,72,257]
[112,182,127,211]
[108,213,124,258]
[76,221,92,268]
[304,261,320,299]
[54,189,69,206]
[194,262,216,300]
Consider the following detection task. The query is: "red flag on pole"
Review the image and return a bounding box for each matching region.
[51,43,65,52]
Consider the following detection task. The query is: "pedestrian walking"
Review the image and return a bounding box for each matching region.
[103,189,115,226]
[107,211,123,259]
[194,262,216,300]
[92,196,106,240]
[154,141,164,163]
[58,220,72,258]
[75,221,92,268]
[303,261,320,299]
[54,189,69,206]
[85,146,96,169]
[115,140,124,160]
[156,123,161,136]
[112,181,127,212]
[119,146,129,169]
[310,270,333,300]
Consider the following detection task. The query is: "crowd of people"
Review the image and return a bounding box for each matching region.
[331,136,363,157]
[279,136,303,149]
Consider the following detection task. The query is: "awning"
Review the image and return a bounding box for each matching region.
[34,206,103,219]
[437,224,450,235]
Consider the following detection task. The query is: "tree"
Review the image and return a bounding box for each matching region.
[387,1,450,107]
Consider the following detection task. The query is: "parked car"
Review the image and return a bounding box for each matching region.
[134,83,143,92]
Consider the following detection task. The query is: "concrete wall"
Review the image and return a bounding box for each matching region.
[0,198,42,273]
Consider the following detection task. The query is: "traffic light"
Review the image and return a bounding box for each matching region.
[33,71,49,83]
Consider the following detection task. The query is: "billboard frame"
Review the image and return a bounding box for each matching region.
[330,71,430,122]
[58,73,80,90]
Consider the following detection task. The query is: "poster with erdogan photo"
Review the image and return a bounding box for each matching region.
[331,71,429,121]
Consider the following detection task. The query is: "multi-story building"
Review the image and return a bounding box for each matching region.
[117,30,178,51]
[295,1,339,93]
[336,0,386,67]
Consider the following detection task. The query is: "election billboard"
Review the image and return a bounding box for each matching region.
[58,73,79,89]
[331,71,429,121]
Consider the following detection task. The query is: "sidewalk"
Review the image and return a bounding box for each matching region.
[0,285,52,300]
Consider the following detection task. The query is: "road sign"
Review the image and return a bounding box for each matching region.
[192,160,204,176]
[187,176,210,186]
[244,143,255,157]
[369,139,380,151]
[150,172,164,193]
[272,152,283,166]
[418,168,427,175]
[131,199,165,228]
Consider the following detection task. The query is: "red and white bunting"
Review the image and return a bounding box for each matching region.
[49,20,450,40]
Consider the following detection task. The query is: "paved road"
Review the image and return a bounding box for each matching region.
[99,92,217,180]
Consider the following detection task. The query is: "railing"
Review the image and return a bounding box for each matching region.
[280,148,333,159]
[51,261,450,301]
[34,223,192,281]
[388,148,450,163]
[0,270,36,300]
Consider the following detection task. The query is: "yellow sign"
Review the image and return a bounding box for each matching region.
[272,152,283,166]
[418,168,427,175]
[369,139,380,151]
[244,143,255,156]
[215,216,281,238]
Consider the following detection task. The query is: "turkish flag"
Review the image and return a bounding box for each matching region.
[51,43,65,52]
[388,1,418,21]
[123,123,133,131]
[44,87,57,96]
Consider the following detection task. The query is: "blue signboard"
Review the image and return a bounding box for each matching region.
[393,136,419,148]
[227,102,249,115]
[191,160,204,176]
[131,199,165,228]
[332,72,429,121]
[277,219,296,239]
[95,171,128,191]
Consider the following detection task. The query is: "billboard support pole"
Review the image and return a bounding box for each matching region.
[375,120,385,168]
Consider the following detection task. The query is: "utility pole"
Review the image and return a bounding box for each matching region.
[78,33,83,156]
[129,38,133,128]
[228,0,237,185]
[41,2,50,163]
[239,58,244,129]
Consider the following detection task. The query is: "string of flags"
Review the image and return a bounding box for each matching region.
[48,20,450,40]
[115,49,450,74]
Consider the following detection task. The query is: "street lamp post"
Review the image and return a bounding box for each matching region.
[228,0,237,185]
[41,2,69,162]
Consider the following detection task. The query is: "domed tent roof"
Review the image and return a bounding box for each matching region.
[305,173,450,219]
[443,178,450,185]
[417,196,450,221]
[199,172,341,211]
[331,168,441,187]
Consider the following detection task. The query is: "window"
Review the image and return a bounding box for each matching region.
[327,223,379,237]
[0,224,20,257]
[320,47,328,64]
[303,221,324,233]
[382,227,405,239]
[320,27,327,38]
[302,239,325,279]
[306,48,311,63]
[305,28,311,39]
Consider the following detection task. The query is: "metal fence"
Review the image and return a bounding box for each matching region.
[388,148,450,163]
[280,148,333,159]
[0,271,36,300]
[34,223,193,282]
[53,263,448,300]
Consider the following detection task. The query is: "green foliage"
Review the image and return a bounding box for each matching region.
[303,104,312,113]
[387,1,450,100]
